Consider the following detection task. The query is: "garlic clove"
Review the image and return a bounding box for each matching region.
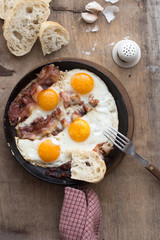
[81,12,98,24]
[85,1,104,13]
[105,0,119,4]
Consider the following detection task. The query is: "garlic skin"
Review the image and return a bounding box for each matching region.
[103,6,119,23]
[82,12,98,23]
[92,25,99,32]
[85,1,104,13]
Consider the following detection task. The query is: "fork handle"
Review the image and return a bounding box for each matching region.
[145,162,160,180]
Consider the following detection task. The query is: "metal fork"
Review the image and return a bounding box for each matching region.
[104,127,160,180]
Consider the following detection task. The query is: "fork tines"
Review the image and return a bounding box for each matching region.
[104,127,129,150]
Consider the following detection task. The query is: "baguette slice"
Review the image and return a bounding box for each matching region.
[39,21,70,55]
[71,151,106,183]
[0,0,51,19]
[0,0,5,19]
[3,0,50,56]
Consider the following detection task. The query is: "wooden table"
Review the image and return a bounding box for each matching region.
[0,0,160,239]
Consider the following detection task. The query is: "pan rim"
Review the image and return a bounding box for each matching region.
[3,58,134,185]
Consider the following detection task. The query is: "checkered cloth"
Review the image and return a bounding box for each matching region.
[59,187,102,240]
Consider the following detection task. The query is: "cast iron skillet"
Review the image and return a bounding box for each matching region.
[3,58,134,185]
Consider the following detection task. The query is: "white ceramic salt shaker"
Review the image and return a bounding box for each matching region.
[112,40,141,68]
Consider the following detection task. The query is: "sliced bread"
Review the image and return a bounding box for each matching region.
[0,0,51,19]
[71,151,106,183]
[3,0,50,56]
[39,21,70,55]
[0,0,5,19]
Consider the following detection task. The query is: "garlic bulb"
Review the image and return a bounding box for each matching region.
[81,12,98,23]
[85,1,104,13]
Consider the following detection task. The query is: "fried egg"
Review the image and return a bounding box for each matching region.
[15,137,71,167]
[16,68,118,168]
[55,108,115,151]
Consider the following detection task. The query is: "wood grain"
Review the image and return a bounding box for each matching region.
[0,0,160,240]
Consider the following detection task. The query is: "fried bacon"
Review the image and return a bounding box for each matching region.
[8,65,60,125]
[8,82,37,125]
[71,111,82,121]
[93,142,113,159]
[60,91,84,108]
[37,65,60,89]
[52,128,63,136]
[92,143,105,160]
[18,111,60,140]
[101,142,113,156]
[60,118,70,128]
[71,109,86,121]
[30,84,43,102]
[45,162,71,179]
[53,107,63,120]
[83,103,92,113]
[89,94,99,107]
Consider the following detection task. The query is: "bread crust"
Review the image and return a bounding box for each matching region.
[3,0,50,56]
[71,151,107,183]
[0,0,5,19]
[39,21,70,55]
[39,21,70,38]
[0,0,51,19]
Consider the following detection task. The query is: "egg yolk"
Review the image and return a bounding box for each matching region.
[68,119,90,142]
[37,89,58,111]
[38,140,60,162]
[70,73,94,94]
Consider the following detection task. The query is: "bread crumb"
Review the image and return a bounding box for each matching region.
[124,36,130,40]
[85,51,91,56]
[109,42,115,46]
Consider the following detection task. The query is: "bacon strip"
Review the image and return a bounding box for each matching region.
[71,108,86,121]
[8,65,60,125]
[93,142,113,159]
[89,94,99,107]
[8,82,37,125]
[54,107,63,120]
[45,162,71,179]
[60,118,70,128]
[92,143,105,160]
[37,65,60,89]
[83,103,92,113]
[18,110,61,140]
[60,91,84,108]
[30,84,43,102]
[101,142,113,156]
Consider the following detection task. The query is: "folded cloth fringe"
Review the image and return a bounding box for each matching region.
[59,187,102,240]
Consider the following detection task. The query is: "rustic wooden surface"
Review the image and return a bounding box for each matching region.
[0,0,160,239]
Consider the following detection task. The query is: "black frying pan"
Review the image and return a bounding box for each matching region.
[3,58,134,185]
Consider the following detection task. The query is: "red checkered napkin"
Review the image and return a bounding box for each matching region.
[59,187,102,240]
